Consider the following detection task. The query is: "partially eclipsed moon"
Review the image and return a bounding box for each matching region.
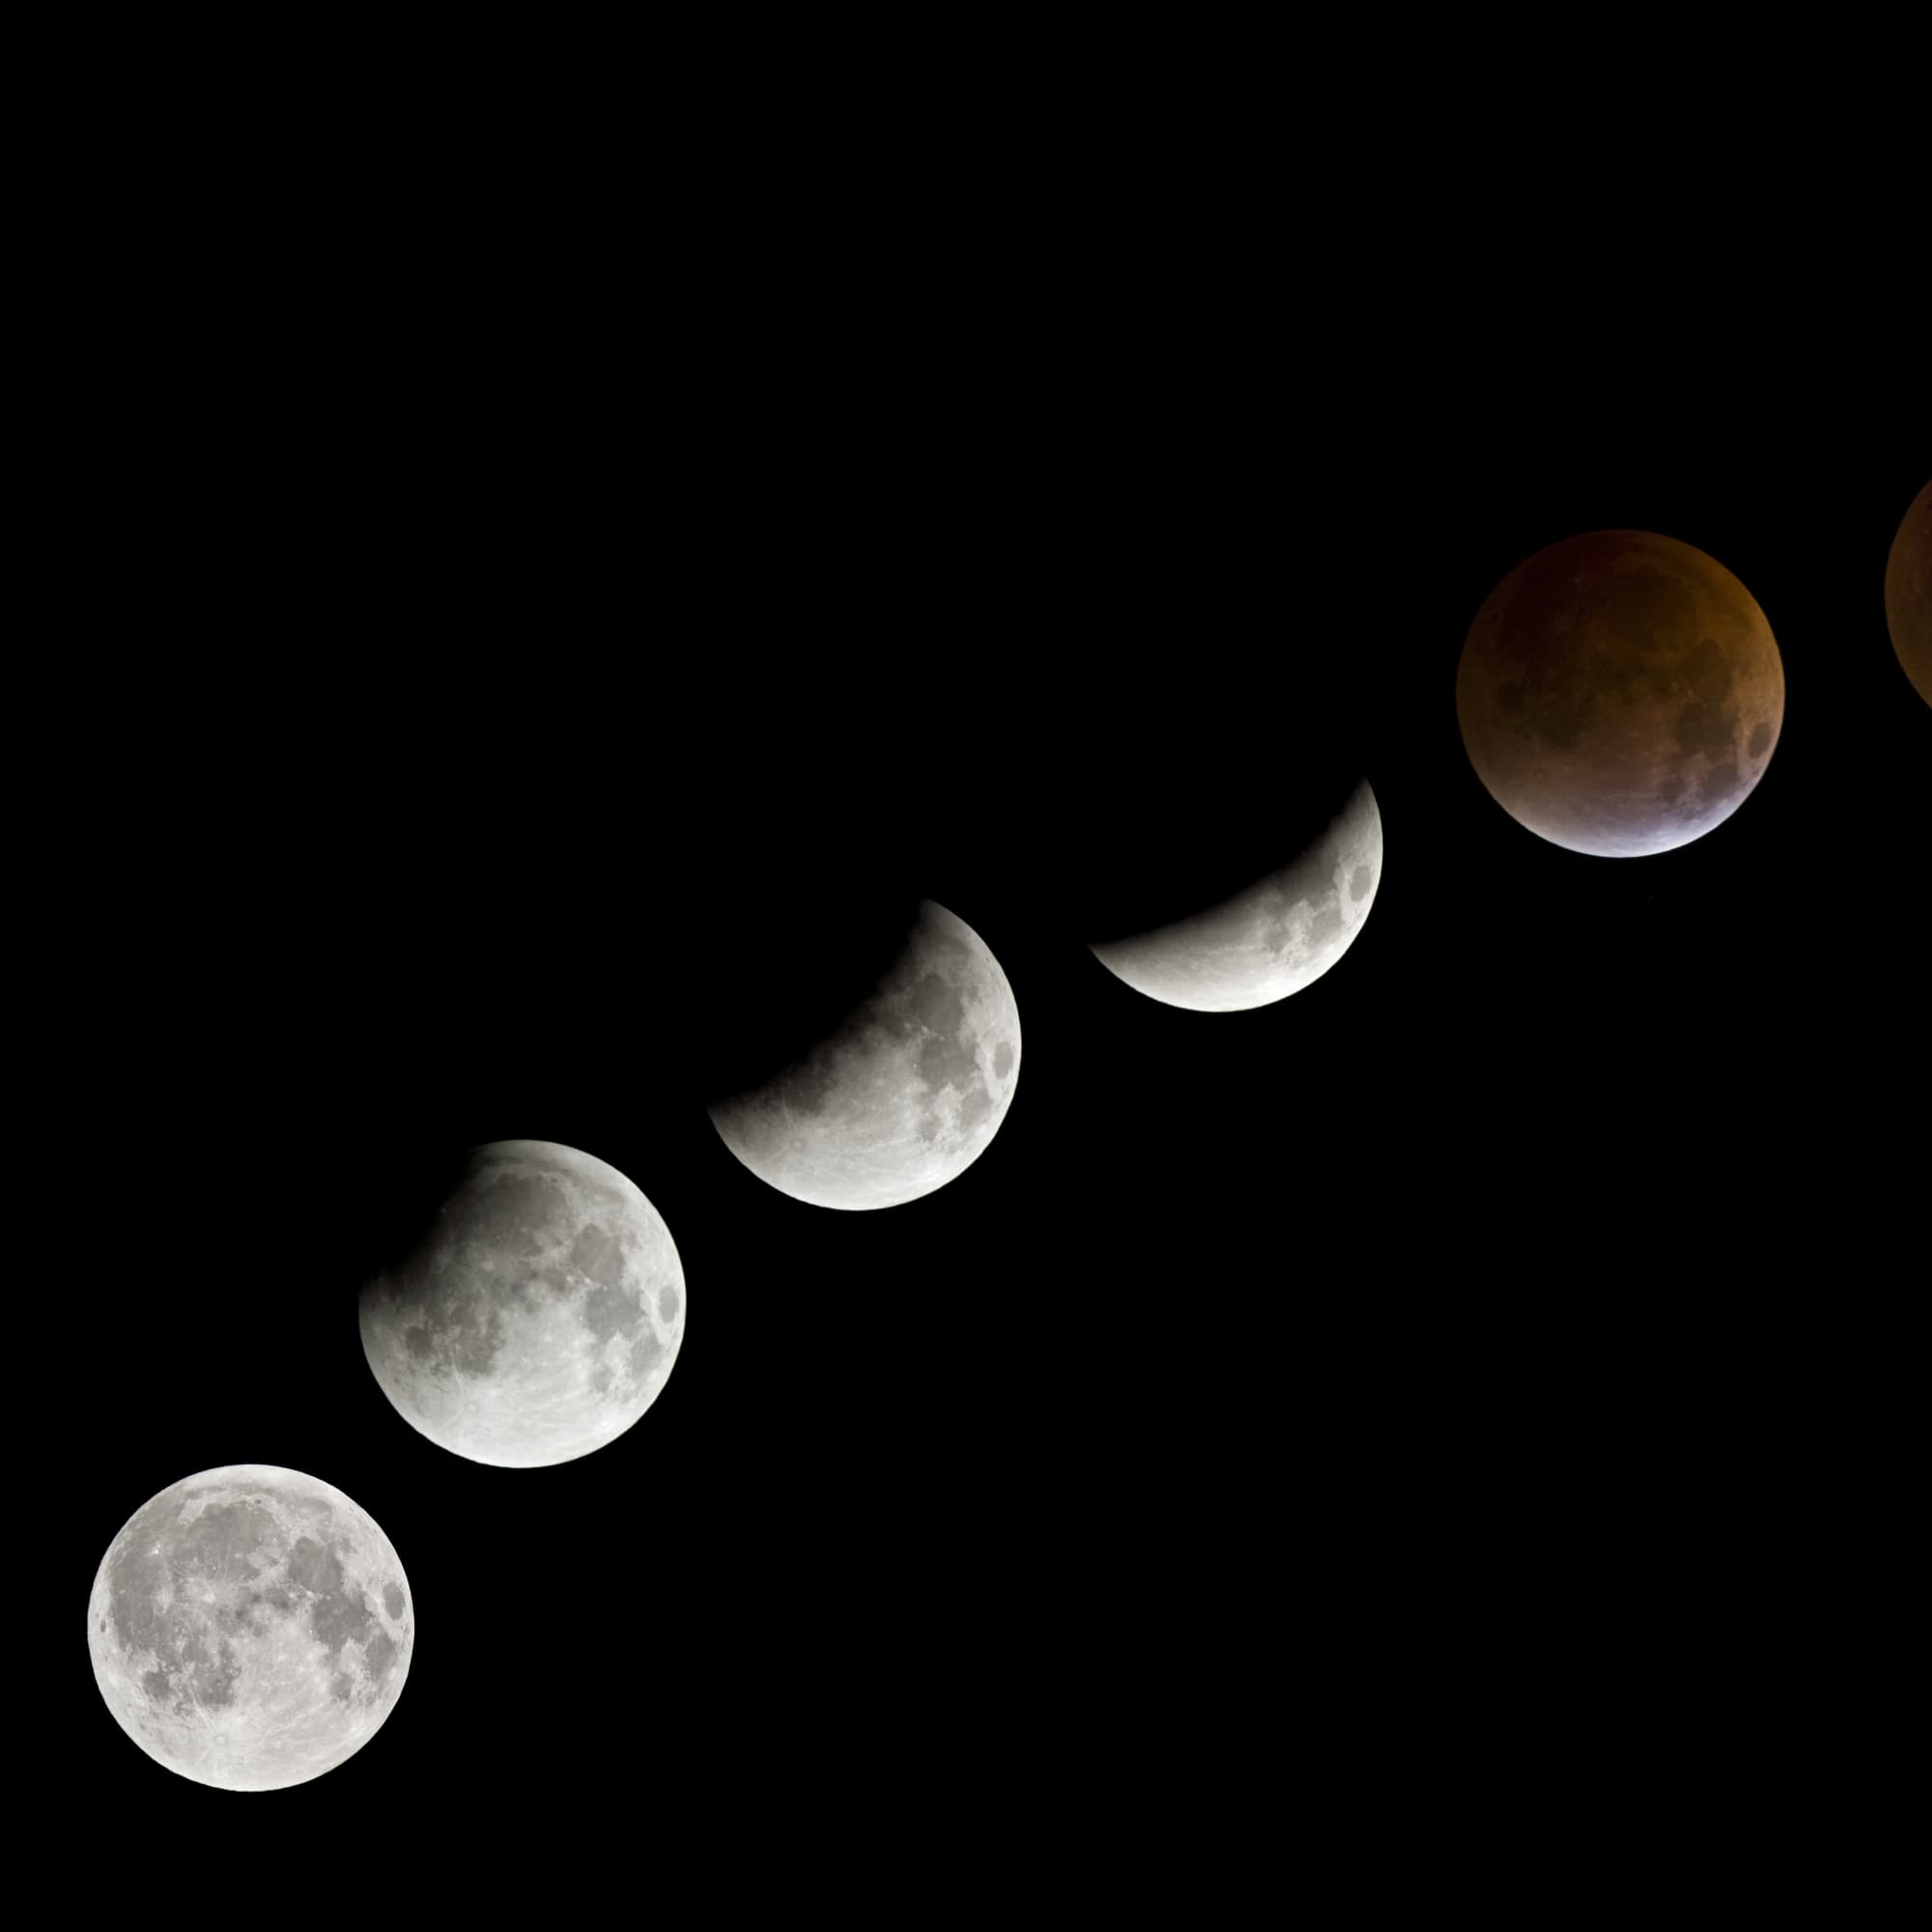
[358,1140,686,1468]
[1457,529,1785,857]
[1886,480,1932,708]
[1089,781,1382,1012]
[708,899,1021,1210]
[88,1464,412,1791]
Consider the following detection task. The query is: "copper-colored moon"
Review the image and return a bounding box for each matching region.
[1885,481,1932,708]
[1457,529,1786,858]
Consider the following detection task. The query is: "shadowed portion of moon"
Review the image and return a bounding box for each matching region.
[708,900,1021,1210]
[359,1140,686,1467]
[1090,781,1382,1012]
[1886,481,1932,708]
[694,878,928,1111]
[88,1465,412,1792]
[1457,529,1785,857]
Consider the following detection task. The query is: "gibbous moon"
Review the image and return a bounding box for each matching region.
[359,1140,686,1468]
[1090,781,1382,1012]
[88,1464,412,1792]
[1457,529,1785,857]
[1886,480,1932,707]
[709,899,1020,1210]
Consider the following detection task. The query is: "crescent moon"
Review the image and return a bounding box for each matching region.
[1089,781,1382,1012]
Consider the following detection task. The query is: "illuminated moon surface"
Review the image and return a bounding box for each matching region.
[359,1140,686,1468]
[1090,781,1382,1012]
[1457,529,1785,857]
[1886,480,1932,707]
[709,899,1021,1210]
[87,1464,412,1792]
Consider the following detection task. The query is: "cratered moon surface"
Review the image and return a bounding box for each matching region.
[708,899,1021,1210]
[1457,529,1785,857]
[359,1140,686,1467]
[88,1464,412,1792]
[1090,781,1382,1012]
[1886,481,1932,708]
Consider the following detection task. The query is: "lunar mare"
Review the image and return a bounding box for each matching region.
[1090,781,1382,1012]
[359,1140,686,1468]
[1457,529,1785,857]
[709,899,1021,1210]
[1886,480,1932,708]
[87,1464,412,1792]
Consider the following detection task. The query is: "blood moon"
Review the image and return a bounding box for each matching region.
[1886,480,1932,708]
[1457,529,1785,858]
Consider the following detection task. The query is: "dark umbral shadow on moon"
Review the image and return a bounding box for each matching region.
[1070,753,1372,945]
[696,876,929,1107]
[1030,653,1375,945]
[328,1142,486,1361]
[350,1142,491,1285]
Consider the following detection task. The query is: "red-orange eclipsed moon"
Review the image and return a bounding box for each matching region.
[1885,481,1932,709]
[1457,529,1785,858]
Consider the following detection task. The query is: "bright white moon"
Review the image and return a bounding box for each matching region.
[359,1140,686,1468]
[88,1464,412,1792]
[1090,781,1382,1011]
[709,899,1021,1210]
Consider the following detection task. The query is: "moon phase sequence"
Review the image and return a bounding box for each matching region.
[84,472,1913,1804]
[1458,529,1785,857]
[709,899,1021,1210]
[88,1465,412,1792]
[1090,781,1382,1012]
[359,1140,686,1467]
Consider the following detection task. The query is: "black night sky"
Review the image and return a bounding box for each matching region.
[41,80,1925,1894]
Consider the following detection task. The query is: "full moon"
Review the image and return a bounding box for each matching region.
[1090,781,1382,1012]
[709,899,1020,1210]
[359,1140,686,1467]
[1457,529,1785,857]
[88,1464,412,1792]
[1886,480,1932,707]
